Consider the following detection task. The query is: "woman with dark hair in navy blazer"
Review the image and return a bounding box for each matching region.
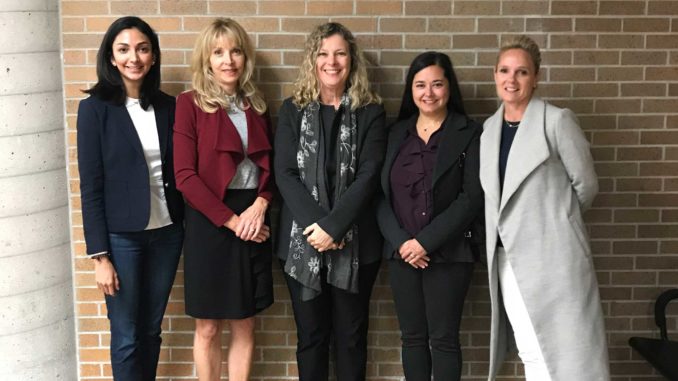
[376,52,483,381]
[76,16,184,380]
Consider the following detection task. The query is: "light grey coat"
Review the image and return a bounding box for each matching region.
[480,97,609,380]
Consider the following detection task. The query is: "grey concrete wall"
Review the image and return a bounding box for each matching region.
[0,0,76,379]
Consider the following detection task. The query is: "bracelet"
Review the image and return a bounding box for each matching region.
[90,253,110,262]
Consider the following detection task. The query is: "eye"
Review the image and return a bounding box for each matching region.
[232,48,243,55]
[336,51,347,56]
[498,67,508,74]
[213,48,222,56]
[117,47,128,54]
[139,46,150,53]
[317,51,327,57]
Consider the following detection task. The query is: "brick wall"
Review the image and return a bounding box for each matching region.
[62,1,678,380]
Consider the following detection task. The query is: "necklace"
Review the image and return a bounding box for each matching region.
[418,117,446,133]
[505,120,520,128]
[225,94,237,104]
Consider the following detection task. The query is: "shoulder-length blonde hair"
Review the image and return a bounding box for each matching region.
[292,22,381,110]
[190,18,266,114]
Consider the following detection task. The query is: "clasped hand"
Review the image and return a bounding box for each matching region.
[399,239,429,269]
[224,197,270,243]
[304,223,344,252]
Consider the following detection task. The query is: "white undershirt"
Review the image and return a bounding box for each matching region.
[126,97,172,230]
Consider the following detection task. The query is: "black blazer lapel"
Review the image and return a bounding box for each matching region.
[432,112,474,188]
[112,103,145,158]
[154,99,170,161]
[381,118,411,202]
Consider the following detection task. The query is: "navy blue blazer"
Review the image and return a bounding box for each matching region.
[376,112,483,263]
[76,92,184,255]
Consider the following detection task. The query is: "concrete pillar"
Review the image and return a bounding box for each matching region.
[0,0,76,379]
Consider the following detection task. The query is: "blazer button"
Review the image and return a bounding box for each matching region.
[164,183,169,187]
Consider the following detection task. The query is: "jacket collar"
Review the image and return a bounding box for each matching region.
[114,96,171,161]
[382,112,473,199]
[214,106,272,159]
[480,97,550,214]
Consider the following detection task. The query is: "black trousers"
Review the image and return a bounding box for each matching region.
[389,259,474,381]
[282,260,381,381]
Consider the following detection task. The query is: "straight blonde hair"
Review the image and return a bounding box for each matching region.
[190,18,266,114]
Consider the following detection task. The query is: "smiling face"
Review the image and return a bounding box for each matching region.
[110,27,154,94]
[494,48,539,110]
[315,33,351,95]
[209,35,245,95]
[412,65,450,118]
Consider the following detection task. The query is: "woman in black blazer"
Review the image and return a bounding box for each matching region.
[376,52,483,381]
[274,22,385,381]
[76,17,183,380]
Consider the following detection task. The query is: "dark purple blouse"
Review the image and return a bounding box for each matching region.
[389,124,443,237]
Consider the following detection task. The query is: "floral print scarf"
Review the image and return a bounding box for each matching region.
[284,94,360,301]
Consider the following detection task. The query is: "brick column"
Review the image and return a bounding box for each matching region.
[0,1,76,379]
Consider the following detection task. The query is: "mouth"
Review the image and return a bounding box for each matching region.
[323,69,342,75]
[504,86,519,93]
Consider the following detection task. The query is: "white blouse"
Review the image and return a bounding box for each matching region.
[126,97,172,230]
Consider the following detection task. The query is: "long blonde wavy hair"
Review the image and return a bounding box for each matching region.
[190,18,266,114]
[292,22,381,110]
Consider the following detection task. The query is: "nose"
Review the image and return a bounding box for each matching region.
[224,52,232,64]
[424,84,433,96]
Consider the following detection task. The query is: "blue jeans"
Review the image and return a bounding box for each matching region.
[106,223,183,381]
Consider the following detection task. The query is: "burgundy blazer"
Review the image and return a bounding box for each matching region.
[174,91,274,226]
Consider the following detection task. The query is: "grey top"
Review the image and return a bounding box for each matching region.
[227,102,260,190]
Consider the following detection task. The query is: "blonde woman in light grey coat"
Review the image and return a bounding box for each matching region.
[479,36,610,381]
